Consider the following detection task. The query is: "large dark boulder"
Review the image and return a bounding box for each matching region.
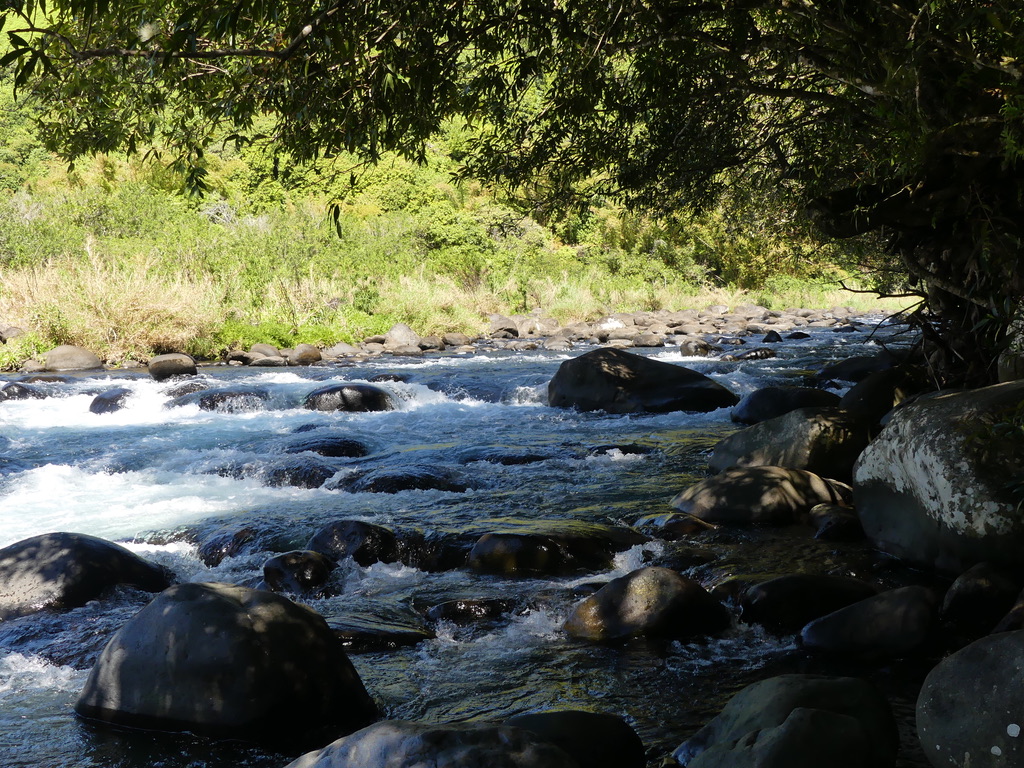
[547,347,737,413]
[670,466,849,524]
[0,532,170,620]
[504,710,645,768]
[0,381,46,401]
[710,407,873,482]
[800,585,937,658]
[564,566,730,642]
[839,368,919,425]
[284,435,370,458]
[284,720,577,768]
[731,386,840,424]
[917,630,1024,768]
[853,381,1024,573]
[673,674,898,768]
[467,523,645,576]
[304,383,395,412]
[815,352,896,384]
[75,582,379,751]
[343,465,467,494]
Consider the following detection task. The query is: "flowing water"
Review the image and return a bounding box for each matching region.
[0,320,933,767]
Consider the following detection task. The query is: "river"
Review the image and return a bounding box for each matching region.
[0,318,932,767]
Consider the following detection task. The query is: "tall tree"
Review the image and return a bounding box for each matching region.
[3,0,1023,384]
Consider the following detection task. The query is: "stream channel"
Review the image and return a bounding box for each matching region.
[0,317,935,767]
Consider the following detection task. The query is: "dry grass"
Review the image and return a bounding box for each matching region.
[0,244,223,363]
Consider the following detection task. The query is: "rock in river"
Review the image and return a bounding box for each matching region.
[0,532,170,620]
[75,582,379,751]
[547,347,738,413]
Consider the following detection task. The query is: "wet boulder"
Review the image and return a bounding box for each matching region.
[633,511,719,539]
[740,574,879,635]
[0,532,171,620]
[166,386,270,413]
[808,503,864,541]
[564,566,730,642]
[504,710,645,768]
[89,387,132,415]
[710,407,873,483]
[196,523,283,567]
[547,347,738,414]
[0,381,46,401]
[917,630,1024,768]
[263,550,335,595]
[670,466,849,525]
[838,368,918,425]
[730,385,840,425]
[673,674,898,768]
[147,353,197,381]
[467,533,565,576]
[284,720,577,768]
[304,383,395,413]
[258,457,338,489]
[800,585,937,658]
[40,344,103,372]
[853,381,1024,573]
[307,520,399,566]
[75,582,379,751]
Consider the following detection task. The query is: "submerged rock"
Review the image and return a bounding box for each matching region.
[0,532,171,620]
[284,720,577,768]
[89,387,132,414]
[75,582,379,751]
[547,347,738,413]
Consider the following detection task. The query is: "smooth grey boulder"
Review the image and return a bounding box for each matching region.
[40,344,103,371]
[0,532,170,619]
[284,720,577,768]
[730,386,840,424]
[289,343,323,366]
[166,386,269,412]
[384,323,421,350]
[75,582,379,750]
[147,353,197,381]
[547,347,737,413]
[304,383,395,412]
[564,566,730,642]
[504,710,644,768]
[670,466,848,524]
[710,406,873,482]
[853,380,1024,572]
[917,630,1024,768]
[673,674,898,767]
[800,585,937,658]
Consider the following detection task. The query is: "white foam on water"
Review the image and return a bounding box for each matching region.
[0,653,82,699]
[0,463,307,547]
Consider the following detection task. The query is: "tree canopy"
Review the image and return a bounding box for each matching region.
[3,0,1024,383]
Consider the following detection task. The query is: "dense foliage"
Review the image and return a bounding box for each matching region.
[4,1,1021,378]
